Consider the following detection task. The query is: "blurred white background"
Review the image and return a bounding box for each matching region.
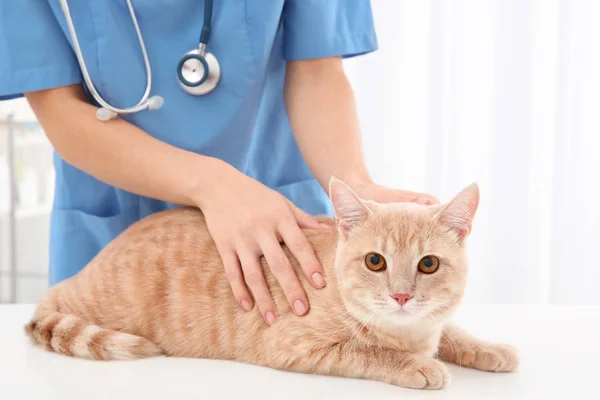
[0,100,52,303]
[1,0,599,305]
[344,0,600,305]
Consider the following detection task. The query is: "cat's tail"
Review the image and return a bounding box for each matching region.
[24,305,164,361]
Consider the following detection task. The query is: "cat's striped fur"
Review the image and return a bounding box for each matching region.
[25,179,518,390]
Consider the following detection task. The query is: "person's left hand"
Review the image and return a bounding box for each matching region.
[353,182,440,205]
[353,182,473,236]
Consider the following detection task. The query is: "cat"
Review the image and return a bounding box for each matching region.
[24,177,518,390]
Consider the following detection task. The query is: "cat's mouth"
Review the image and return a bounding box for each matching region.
[384,306,427,325]
[389,302,429,319]
[393,308,411,315]
[379,298,419,317]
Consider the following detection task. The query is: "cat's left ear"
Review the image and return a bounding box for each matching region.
[329,177,372,237]
[437,183,480,242]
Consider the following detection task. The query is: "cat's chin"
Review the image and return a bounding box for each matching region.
[392,308,412,316]
[385,308,424,326]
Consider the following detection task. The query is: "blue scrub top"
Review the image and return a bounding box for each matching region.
[0,0,378,285]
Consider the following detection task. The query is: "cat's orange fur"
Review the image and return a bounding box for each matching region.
[25,178,518,390]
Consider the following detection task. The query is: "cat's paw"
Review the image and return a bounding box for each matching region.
[395,357,451,390]
[462,343,519,372]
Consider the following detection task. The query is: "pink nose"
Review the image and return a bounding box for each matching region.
[391,293,413,306]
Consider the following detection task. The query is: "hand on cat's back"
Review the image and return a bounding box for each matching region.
[196,166,330,326]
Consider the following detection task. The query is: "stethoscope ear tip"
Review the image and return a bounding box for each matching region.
[95,95,164,121]
[96,108,118,121]
[63,0,214,120]
[147,96,164,110]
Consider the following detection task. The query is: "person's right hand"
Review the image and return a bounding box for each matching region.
[196,160,329,326]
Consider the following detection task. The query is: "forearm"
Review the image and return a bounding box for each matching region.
[25,84,226,207]
[284,58,373,191]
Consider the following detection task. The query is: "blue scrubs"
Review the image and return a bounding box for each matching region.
[0,0,378,285]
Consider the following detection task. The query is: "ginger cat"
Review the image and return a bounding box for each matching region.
[25,178,518,390]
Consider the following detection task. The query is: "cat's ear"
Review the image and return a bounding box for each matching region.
[437,183,480,242]
[329,177,371,236]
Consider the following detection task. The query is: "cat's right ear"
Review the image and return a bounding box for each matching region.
[436,182,480,242]
[329,177,372,236]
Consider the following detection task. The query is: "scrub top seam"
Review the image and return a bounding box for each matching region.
[87,2,110,106]
[243,0,258,71]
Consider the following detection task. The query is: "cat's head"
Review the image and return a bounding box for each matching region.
[329,178,479,330]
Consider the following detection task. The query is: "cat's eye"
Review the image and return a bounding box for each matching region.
[365,252,387,272]
[418,256,440,274]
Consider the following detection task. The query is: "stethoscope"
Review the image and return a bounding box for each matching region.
[58,0,220,121]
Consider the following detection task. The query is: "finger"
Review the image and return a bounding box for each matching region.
[414,193,440,205]
[278,219,326,289]
[374,189,440,205]
[217,245,253,312]
[238,248,277,326]
[287,201,329,229]
[259,235,310,316]
[415,197,434,205]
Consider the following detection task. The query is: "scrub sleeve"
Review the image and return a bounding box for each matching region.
[282,0,378,60]
[0,1,81,99]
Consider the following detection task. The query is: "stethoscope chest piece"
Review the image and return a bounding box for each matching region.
[177,48,221,96]
[59,0,219,120]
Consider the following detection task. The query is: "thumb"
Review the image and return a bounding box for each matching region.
[288,201,329,229]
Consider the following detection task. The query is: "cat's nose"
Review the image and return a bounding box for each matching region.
[391,293,413,306]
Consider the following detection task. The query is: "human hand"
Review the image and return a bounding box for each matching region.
[196,161,328,326]
[353,182,472,235]
[353,182,440,205]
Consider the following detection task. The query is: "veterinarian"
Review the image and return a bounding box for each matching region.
[0,0,438,325]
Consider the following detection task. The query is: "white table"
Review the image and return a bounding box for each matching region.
[1,304,598,399]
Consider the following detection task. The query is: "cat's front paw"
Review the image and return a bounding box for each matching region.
[462,343,519,372]
[395,357,451,390]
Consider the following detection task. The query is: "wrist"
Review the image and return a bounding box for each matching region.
[334,171,374,194]
[182,155,235,209]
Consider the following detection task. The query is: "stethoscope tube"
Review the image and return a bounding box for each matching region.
[59,0,162,121]
[59,0,218,121]
[176,0,220,96]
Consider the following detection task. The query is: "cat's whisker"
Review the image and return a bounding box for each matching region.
[310,310,373,373]
[323,312,359,344]
[318,309,355,323]
[371,302,391,309]
[426,309,463,367]
[308,308,356,337]
[345,310,376,350]
[425,312,451,358]
[346,307,385,353]
[425,310,441,327]
[443,330,462,367]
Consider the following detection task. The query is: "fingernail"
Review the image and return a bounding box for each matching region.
[312,272,325,288]
[241,300,252,311]
[265,311,276,326]
[293,299,307,315]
